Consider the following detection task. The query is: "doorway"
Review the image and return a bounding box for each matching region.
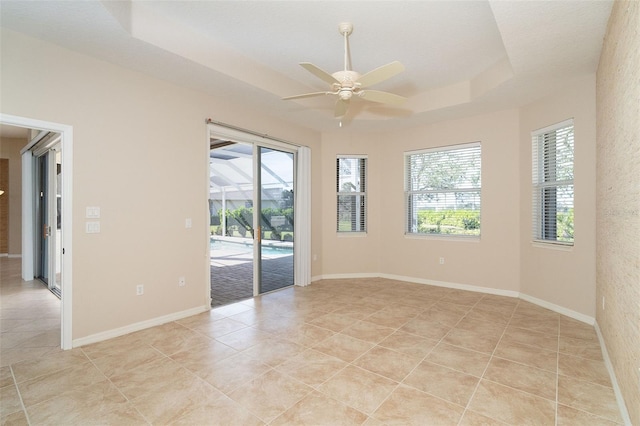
[209,140,295,306]
[0,113,73,350]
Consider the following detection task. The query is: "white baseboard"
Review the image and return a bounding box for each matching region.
[594,321,632,425]
[72,305,210,348]
[519,292,594,325]
[312,272,595,325]
[0,253,7,257]
[381,273,520,298]
[317,272,381,280]
[7,254,22,258]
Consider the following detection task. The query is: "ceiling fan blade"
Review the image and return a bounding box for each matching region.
[358,90,406,105]
[282,91,332,100]
[300,62,340,85]
[334,98,349,118]
[356,61,405,88]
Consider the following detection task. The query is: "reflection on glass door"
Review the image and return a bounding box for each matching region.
[257,147,294,294]
[35,153,49,284]
[35,145,62,298]
[208,138,295,306]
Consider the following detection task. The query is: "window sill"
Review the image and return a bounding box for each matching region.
[531,241,574,251]
[337,232,367,238]
[404,233,480,243]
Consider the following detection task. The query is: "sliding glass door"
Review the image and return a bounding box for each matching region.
[34,144,62,297]
[257,147,294,294]
[209,139,295,306]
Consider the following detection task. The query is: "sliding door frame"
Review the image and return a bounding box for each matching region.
[207,123,311,304]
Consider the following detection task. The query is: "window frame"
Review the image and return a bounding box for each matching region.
[404,142,482,238]
[531,119,574,246]
[336,155,367,234]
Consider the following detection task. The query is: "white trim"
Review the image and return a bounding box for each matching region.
[404,234,481,243]
[381,274,520,298]
[21,151,34,280]
[405,141,481,156]
[72,305,210,348]
[531,241,574,251]
[318,273,381,280]
[0,254,7,257]
[337,154,368,159]
[594,322,632,425]
[0,113,73,350]
[310,272,597,325]
[531,117,574,137]
[7,254,22,259]
[519,292,594,324]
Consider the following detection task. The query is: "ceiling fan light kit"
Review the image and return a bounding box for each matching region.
[283,22,406,118]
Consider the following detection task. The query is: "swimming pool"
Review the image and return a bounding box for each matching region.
[210,238,293,257]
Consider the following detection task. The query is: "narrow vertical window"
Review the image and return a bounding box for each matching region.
[532,119,574,245]
[337,156,367,233]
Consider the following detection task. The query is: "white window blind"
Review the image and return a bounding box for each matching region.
[337,156,367,232]
[405,143,481,236]
[532,119,574,245]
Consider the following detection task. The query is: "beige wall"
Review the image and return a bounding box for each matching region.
[378,110,521,292]
[0,29,321,339]
[319,131,383,276]
[0,138,26,255]
[596,1,640,423]
[519,75,597,317]
[319,109,522,294]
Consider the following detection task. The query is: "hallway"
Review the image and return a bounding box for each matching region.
[0,257,61,368]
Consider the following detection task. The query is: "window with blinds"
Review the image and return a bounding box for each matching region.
[337,156,367,233]
[532,119,574,245]
[405,143,481,237]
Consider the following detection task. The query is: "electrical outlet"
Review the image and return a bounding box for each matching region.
[136,284,144,295]
[439,257,445,265]
[179,277,186,287]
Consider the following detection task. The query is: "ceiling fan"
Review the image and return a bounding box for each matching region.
[283,22,406,118]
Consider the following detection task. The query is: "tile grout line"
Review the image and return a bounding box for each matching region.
[458,295,521,425]
[10,364,32,426]
[357,293,466,422]
[80,346,154,426]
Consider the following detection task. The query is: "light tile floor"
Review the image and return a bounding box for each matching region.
[1,258,624,425]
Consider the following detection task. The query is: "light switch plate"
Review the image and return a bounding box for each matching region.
[86,221,100,233]
[86,206,101,218]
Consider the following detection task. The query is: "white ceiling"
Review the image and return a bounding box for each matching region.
[0,1,613,133]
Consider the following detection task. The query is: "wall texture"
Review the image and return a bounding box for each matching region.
[596,1,640,423]
[0,138,26,255]
[519,75,597,318]
[1,29,321,340]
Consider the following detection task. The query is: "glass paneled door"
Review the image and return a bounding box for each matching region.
[35,146,62,297]
[209,139,295,306]
[257,147,294,294]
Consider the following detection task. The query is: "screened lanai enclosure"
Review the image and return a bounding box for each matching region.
[209,139,294,307]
